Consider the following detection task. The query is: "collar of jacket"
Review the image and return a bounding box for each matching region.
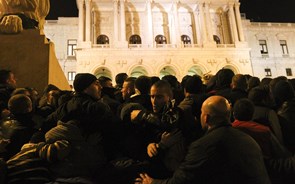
[206,122,232,134]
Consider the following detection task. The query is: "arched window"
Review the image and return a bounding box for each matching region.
[213,35,221,44]
[129,35,142,44]
[155,35,167,44]
[181,35,191,44]
[97,35,109,44]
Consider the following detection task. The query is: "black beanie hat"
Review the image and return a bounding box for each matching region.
[74,73,97,92]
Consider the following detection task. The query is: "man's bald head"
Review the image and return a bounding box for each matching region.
[201,96,231,129]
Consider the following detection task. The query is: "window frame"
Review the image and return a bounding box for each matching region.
[68,71,76,81]
[67,39,77,56]
[265,68,272,77]
[259,40,268,54]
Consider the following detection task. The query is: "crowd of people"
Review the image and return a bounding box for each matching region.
[0,68,294,184]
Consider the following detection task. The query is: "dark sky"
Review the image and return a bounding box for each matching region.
[46,0,295,23]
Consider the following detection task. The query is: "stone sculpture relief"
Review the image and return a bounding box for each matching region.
[0,0,50,34]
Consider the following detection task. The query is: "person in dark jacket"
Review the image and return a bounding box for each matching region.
[135,96,271,184]
[44,73,121,161]
[130,80,196,177]
[0,70,17,120]
[1,94,37,159]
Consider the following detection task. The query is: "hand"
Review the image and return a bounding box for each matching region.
[147,143,159,157]
[0,15,23,34]
[135,173,154,184]
[131,110,141,121]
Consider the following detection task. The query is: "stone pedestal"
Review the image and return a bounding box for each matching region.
[0,29,70,93]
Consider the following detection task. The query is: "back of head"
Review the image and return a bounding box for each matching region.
[162,75,179,89]
[98,76,113,88]
[185,75,203,94]
[0,70,11,85]
[202,96,231,125]
[150,76,160,85]
[215,68,235,89]
[11,88,30,96]
[233,99,254,121]
[247,77,260,91]
[8,94,32,115]
[260,78,272,87]
[135,76,151,95]
[73,73,97,93]
[231,74,247,90]
[152,80,173,99]
[248,86,270,106]
[273,80,295,107]
[115,73,128,88]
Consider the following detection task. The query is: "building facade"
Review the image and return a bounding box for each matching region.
[44,0,295,85]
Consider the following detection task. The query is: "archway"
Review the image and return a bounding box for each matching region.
[187,65,205,77]
[94,67,112,80]
[130,66,148,78]
[159,66,176,79]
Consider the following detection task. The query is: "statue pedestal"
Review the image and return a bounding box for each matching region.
[0,29,71,92]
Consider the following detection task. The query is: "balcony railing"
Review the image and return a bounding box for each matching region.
[217,44,235,48]
[92,44,110,48]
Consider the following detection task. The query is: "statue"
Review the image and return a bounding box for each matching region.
[0,0,50,34]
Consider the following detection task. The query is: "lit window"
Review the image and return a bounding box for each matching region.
[97,35,109,44]
[280,40,289,55]
[155,35,167,44]
[181,35,191,44]
[259,40,268,54]
[67,40,77,56]
[286,68,292,76]
[129,35,142,44]
[68,72,76,81]
[265,68,272,77]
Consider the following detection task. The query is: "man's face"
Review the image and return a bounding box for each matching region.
[7,72,17,89]
[121,82,131,100]
[150,86,170,113]
[84,80,102,100]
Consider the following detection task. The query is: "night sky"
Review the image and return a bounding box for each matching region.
[46,0,295,23]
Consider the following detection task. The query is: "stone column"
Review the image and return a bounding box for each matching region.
[120,0,126,42]
[92,9,96,43]
[146,0,154,47]
[113,0,119,44]
[199,2,207,44]
[173,1,181,46]
[204,2,213,42]
[85,0,92,43]
[193,8,201,45]
[78,0,85,42]
[229,3,239,43]
[234,3,245,42]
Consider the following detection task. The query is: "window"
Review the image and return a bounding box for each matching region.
[97,35,109,44]
[265,68,272,77]
[259,40,268,54]
[67,40,77,56]
[68,72,76,81]
[213,35,221,44]
[155,35,167,44]
[129,35,142,44]
[286,68,292,76]
[280,40,289,55]
[181,35,191,44]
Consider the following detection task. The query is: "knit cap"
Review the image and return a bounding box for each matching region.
[73,73,97,92]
